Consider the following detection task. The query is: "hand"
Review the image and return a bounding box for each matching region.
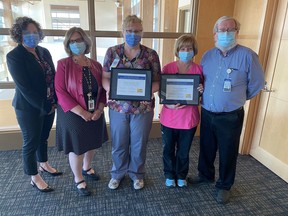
[80,110,93,122]
[165,103,186,109]
[140,101,151,106]
[106,90,116,103]
[197,84,204,94]
[91,109,103,121]
[48,104,57,115]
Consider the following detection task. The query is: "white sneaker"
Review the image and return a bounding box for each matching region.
[108,178,120,190]
[177,179,187,187]
[133,179,144,190]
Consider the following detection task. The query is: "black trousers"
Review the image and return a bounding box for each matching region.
[198,107,244,190]
[15,109,55,175]
[161,124,197,180]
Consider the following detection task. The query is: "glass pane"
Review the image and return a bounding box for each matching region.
[0,89,17,129]
[2,0,88,30]
[95,0,192,33]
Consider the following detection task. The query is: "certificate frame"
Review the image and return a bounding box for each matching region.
[110,68,152,101]
[160,74,200,105]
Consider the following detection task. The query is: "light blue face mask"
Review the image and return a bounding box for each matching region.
[69,41,86,55]
[23,33,40,48]
[125,33,141,47]
[217,32,236,48]
[178,51,194,63]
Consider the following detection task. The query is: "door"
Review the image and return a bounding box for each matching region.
[250,0,288,183]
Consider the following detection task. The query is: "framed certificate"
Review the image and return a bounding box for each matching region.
[110,68,152,101]
[160,74,200,105]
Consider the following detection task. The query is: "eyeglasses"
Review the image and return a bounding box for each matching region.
[217,28,237,33]
[69,38,84,44]
[125,29,143,35]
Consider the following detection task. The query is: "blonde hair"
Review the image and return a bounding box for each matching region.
[174,34,198,58]
[63,27,92,56]
[122,15,143,31]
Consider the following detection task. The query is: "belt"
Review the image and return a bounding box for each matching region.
[204,107,243,115]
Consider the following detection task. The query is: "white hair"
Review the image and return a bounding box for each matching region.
[213,16,241,33]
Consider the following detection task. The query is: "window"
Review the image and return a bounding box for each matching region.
[0,0,197,130]
[51,5,80,42]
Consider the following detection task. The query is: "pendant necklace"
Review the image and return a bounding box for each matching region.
[83,68,94,111]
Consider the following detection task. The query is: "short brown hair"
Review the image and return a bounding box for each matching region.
[63,27,92,56]
[174,34,198,58]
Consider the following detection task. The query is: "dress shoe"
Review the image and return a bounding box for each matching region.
[82,168,100,181]
[187,175,214,185]
[39,166,63,176]
[75,180,91,196]
[216,189,230,204]
[31,180,54,192]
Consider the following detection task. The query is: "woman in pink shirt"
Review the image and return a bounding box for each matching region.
[160,34,203,188]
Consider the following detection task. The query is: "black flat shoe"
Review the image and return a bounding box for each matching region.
[31,180,54,192]
[75,180,91,196]
[82,168,100,181]
[39,166,63,176]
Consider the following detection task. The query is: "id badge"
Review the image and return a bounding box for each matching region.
[110,59,120,70]
[88,99,95,112]
[223,78,232,92]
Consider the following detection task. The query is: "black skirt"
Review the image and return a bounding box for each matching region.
[56,105,108,155]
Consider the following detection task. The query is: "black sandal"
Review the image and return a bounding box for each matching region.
[31,180,54,192]
[82,168,100,181]
[75,180,91,196]
[39,166,63,176]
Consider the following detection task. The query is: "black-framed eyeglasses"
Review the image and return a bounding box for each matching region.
[217,28,237,33]
[69,38,84,44]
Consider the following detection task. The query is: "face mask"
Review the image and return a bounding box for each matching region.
[125,33,141,47]
[23,33,40,48]
[178,51,194,63]
[69,41,86,55]
[216,32,236,48]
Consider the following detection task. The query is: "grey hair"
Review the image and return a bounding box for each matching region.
[213,16,241,33]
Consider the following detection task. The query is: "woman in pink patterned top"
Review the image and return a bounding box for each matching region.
[160,34,203,188]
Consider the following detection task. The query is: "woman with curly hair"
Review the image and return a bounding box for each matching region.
[6,16,62,192]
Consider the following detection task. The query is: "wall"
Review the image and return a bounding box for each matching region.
[195,0,235,64]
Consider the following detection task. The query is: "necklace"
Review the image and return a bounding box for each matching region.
[82,68,92,98]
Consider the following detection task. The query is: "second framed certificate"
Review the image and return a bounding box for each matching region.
[160,74,200,105]
[110,68,152,101]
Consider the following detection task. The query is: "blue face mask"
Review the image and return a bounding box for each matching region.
[178,51,194,63]
[125,33,141,47]
[69,41,86,55]
[23,33,40,48]
[217,32,236,48]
